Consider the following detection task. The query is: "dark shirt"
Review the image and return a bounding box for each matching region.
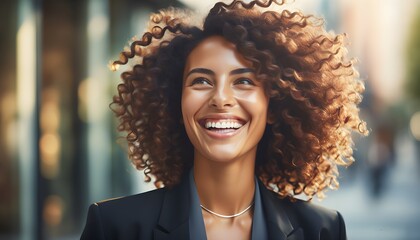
[188,170,268,239]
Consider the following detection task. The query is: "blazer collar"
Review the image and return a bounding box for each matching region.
[153,175,190,240]
[258,179,304,240]
[153,174,303,240]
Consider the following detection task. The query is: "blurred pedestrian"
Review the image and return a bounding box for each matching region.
[367,124,395,198]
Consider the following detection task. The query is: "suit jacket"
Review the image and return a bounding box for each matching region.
[81,176,347,240]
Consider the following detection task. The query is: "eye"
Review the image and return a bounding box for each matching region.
[191,77,212,86]
[235,78,255,86]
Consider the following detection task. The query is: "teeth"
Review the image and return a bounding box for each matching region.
[204,120,244,129]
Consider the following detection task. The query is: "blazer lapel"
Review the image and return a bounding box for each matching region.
[258,180,304,240]
[153,176,190,240]
[152,176,304,240]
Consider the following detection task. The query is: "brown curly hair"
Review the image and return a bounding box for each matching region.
[111,0,368,199]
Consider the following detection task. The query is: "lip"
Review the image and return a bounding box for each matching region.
[197,114,247,139]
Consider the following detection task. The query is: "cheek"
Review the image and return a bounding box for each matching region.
[181,91,192,117]
[181,90,204,120]
[237,91,269,116]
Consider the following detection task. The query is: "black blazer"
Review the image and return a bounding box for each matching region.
[81,176,347,240]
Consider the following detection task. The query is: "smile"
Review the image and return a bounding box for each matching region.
[204,120,243,130]
[198,118,247,138]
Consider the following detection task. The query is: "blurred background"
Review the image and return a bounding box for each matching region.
[1,0,420,239]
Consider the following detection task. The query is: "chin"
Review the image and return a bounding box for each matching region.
[200,146,255,164]
[205,154,238,163]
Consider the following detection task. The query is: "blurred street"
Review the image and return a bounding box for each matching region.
[319,131,420,240]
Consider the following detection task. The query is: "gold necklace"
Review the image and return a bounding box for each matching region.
[200,201,254,219]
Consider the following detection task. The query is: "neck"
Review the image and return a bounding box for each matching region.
[193,151,256,215]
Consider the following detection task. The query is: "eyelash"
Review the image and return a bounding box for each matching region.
[235,78,255,85]
[191,77,212,86]
[189,77,255,87]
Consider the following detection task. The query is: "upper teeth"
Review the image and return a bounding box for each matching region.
[205,121,243,129]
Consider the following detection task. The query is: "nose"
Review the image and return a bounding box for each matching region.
[209,83,236,109]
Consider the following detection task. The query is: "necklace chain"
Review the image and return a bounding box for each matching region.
[200,201,254,219]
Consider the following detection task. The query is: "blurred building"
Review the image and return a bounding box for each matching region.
[0,0,185,239]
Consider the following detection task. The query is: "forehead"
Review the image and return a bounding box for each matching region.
[184,36,253,74]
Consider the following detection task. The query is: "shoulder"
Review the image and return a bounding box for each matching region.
[81,188,167,240]
[269,192,347,239]
[94,187,166,217]
[285,197,347,239]
[287,198,342,224]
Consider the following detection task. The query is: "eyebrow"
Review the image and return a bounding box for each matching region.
[185,68,215,78]
[185,67,254,79]
[230,68,254,75]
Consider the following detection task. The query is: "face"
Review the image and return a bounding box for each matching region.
[181,36,269,163]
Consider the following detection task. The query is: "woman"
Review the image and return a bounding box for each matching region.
[81,0,368,239]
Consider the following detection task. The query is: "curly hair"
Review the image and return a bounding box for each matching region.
[111,0,368,199]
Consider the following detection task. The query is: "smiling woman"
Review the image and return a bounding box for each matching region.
[81,0,368,239]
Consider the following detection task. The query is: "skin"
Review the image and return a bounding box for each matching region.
[181,36,270,240]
